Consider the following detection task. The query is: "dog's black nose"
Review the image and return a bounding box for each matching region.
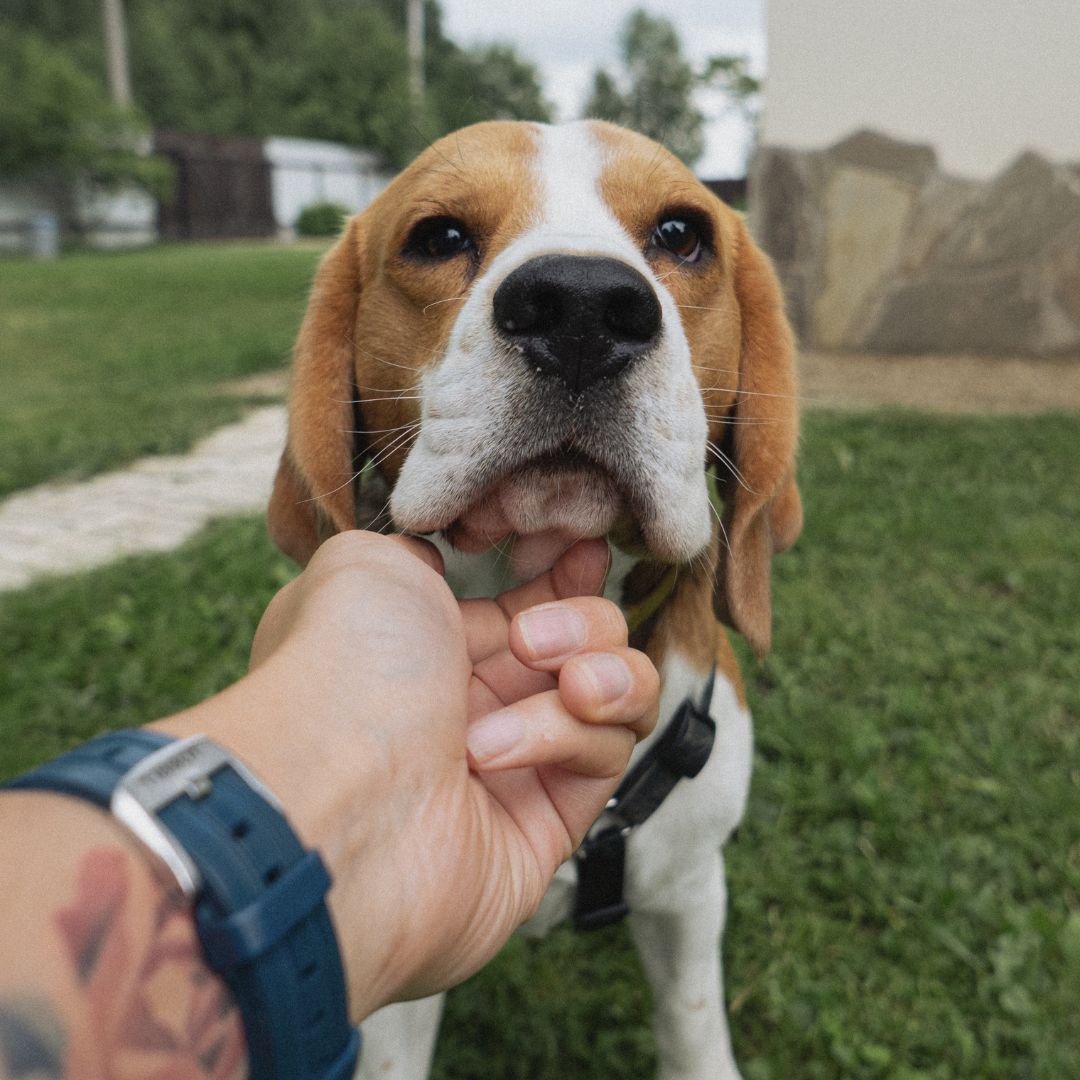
[493,254,662,391]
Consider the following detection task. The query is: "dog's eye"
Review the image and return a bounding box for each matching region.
[653,217,703,263]
[406,217,476,260]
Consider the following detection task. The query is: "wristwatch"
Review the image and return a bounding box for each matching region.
[3,729,360,1080]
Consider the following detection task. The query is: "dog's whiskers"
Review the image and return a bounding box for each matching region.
[370,353,422,373]
[346,385,424,399]
[707,441,756,495]
[305,468,366,504]
[686,546,711,581]
[706,490,732,557]
[358,492,395,534]
[692,363,743,376]
[345,420,422,437]
[699,384,804,402]
[367,425,422,472]
[701,413,780,426]
[423,295,469,314]
[334,397,425,406]
[346,336,445,376]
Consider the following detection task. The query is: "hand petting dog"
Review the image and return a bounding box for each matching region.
[0,531,658,1077]
[159,529,658,1017]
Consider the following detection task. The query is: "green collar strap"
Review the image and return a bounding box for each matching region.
[622,563,680,634]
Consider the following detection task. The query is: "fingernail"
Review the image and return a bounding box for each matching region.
[467,709,525,763]
[580,654,632,702]
[517,605,587,659]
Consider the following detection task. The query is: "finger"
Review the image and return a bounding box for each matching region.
[558,648,659,740]
[377,534,446,575]
[549,537,611,599]
[310,530,446,577]
[466,597,635,719]
[509,596,627,670]
[459,597,510,665]
[466,690,636,777]
[495,538,609,619]
[475,765,618,877]
[470,653,556,717]
[468,671,505,721]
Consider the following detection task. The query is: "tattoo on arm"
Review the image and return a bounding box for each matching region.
[0,1000,64,1080]
[2,847,247,1080]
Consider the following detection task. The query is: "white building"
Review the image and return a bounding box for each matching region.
[264,137,395,238]
[0,179,156,254]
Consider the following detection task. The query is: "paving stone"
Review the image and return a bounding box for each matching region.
[0,407,286,592]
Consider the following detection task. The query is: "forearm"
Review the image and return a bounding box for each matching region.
[0,792,247,1080]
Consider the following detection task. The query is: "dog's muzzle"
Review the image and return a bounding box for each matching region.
[493,254,662,392]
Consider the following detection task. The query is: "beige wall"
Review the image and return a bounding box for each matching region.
[762,0,1080,179]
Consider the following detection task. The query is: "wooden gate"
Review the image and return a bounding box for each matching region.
[154,132,276,240]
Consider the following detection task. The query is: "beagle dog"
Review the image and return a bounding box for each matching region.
[268,120,800,1080]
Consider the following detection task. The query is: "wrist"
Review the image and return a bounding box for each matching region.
[150,655,394,1018]
[5,727,363,1075]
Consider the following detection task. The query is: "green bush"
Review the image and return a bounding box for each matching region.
[295,201,349,237]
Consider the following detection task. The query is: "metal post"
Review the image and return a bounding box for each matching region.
[407,0,425,102]
[102,0,133,107]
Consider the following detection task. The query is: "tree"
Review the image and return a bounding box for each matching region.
[583,10,705,166]
[124,0,317,141]
[376,0,553,156]
[430,43,553,134]
[1,0,554,169]
[0,30,169,196]
[702,54,762,150]
[266,3,416,167]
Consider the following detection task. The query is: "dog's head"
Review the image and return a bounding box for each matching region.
[269,120,800,656]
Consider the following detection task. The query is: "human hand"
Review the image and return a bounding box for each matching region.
[160,530,658,1018]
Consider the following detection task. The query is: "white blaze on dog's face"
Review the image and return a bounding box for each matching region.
[387,121,737,577]
[271,119,799,653]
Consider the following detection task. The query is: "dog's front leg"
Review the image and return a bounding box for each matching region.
[629,851,741,1080]
[355,993,445,1080]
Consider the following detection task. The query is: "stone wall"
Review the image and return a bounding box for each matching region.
[750,130,1080,355]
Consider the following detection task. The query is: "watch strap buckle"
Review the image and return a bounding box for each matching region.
[110,734,283,897]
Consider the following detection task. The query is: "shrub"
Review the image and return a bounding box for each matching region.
[295,201,349,237]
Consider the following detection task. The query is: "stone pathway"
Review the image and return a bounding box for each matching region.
[0,406,285,592]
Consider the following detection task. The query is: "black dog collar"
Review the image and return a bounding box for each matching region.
[574,669,717,931]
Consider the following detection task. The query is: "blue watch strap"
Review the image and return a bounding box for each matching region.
[4,730,360,1080]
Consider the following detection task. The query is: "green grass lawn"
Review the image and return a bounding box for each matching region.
[2,409,1076,1079]
[0,242,323,497]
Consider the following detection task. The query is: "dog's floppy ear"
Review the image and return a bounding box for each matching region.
[712,215,802,658]
[268,217,365,565]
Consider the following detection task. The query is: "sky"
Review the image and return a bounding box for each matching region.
[437,0,766,178]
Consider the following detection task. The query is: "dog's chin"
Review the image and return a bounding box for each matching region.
[444,455,628,579]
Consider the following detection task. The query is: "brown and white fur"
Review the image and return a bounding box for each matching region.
[268,120,800,1080]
